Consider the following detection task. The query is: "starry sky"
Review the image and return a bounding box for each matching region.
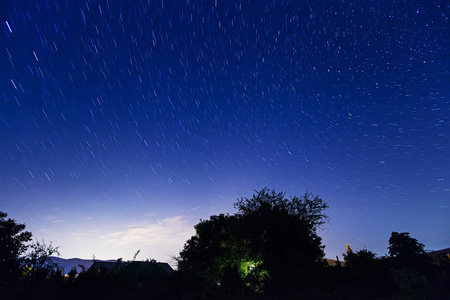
[1,1,449,264]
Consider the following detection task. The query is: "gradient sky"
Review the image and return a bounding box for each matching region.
[1,1,449,264]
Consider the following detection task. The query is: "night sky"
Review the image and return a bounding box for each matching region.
[1,1,449,263]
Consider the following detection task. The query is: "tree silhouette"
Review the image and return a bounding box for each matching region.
[0,211,32,287]
[178,188,328,295]
[178,213,244,296]
[386,232,434,298]
[388,232,431,271]
[24,240,61,278]
[388,232,426,259]
[343,245,377,269]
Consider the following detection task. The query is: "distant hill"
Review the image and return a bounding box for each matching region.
[325,258,345,266]
[50,249,448,274]
[48,257,174,274]
[428,248,450,258]
[48,257,125,274]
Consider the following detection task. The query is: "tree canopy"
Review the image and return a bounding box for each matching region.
[388,231,431,275]
[388,232,427,259]
[178,188,328,294]
[0,211,32,285]
[343,244,377,269]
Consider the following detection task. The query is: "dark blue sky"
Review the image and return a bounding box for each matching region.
[1,0,449,262]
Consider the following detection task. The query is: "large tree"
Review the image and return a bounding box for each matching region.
[388,232,426,259]
[0,211,32,286]
[178,188,328,294]
[388,232,431,273]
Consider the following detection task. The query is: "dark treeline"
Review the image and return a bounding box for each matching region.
[1,189,449,299]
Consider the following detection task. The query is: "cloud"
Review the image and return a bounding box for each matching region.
[99,216,194,247]
[44,214,64,223]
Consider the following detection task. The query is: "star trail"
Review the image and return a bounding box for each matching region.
[1,1,449,262]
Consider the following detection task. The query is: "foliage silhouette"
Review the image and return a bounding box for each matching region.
[391,267,431,300]
[388,232,427,258]
[343,244,377,269]
[178,188,328,296]
[388,232,432,275]
[340,244,395,297]
[0,211,32,287]
[24,240,61,275]
[2,203,450,299]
